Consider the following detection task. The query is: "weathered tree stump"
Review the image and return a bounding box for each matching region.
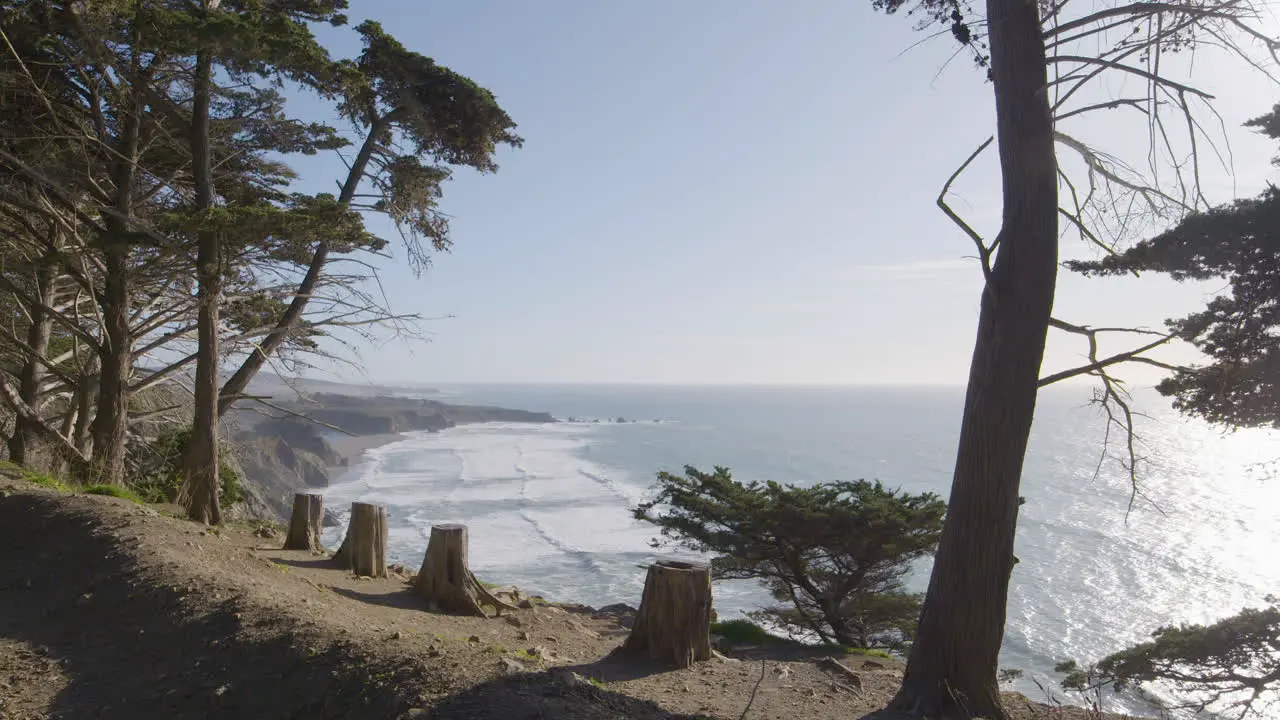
[622,559,713,668]
[415,523,516,617]
[333,502,388,578]
[283,493,325,552]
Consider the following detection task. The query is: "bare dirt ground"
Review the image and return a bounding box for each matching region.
[0,477,1116,720]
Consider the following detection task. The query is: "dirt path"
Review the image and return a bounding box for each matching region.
[0,478,1109,720]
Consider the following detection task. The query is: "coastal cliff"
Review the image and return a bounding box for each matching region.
[227,392,556,523]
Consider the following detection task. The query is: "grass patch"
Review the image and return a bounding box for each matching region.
[242,518,285,535]
[24,473,70,491]
[711,619,780,645]
[0,461,70,491]
[818,642,893,658]
[512,648,547,665]
[81,484,144,504]
[841,646,892,659]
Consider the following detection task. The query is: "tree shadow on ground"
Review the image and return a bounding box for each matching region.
[720,640,888,665]
[559,649,682,684]
[0,493,435,720]
[330,585,431,613]
[264,555,340,571]
[427,668,709,719]
[0,491,704,720]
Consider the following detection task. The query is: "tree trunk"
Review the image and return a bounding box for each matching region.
[622,560,714,669]
[216,120,385,415]
[414,523,517,617]
[334,502,388,578]
[9,262,56,467]
[827,617,860,648]
[89,79,141,487]
[888,0,1058,717]
[73,370,97,457]
[179,48,222,526]
[284,493,325,552]
[89,246,131,486]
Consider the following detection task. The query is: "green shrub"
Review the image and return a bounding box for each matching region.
[636,466,945,649]
[711,619,778,645]
[131,427,243,506]
[82,484,143,504]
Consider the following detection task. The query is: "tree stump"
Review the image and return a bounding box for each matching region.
[333,502,388,578]
[283,493,325,552]
[622,559,713,668]
[415,523,516,617]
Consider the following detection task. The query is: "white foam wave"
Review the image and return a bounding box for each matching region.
[322,421,658,597]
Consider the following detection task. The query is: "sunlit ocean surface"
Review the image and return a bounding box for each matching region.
[322,384,1280,716]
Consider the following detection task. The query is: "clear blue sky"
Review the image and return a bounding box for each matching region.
[285,1,1277,386]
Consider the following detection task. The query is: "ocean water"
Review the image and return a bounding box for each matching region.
[321,384,1280,715]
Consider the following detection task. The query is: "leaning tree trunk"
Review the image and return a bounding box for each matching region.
[9,261,55,467]
[334,502,388,578]
[216,120,384,416]
[889,0,1058,717]
[622,560,713,669]
[284,493,325,552]
[415,523,517,617]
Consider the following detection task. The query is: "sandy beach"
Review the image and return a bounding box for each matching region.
[324,432,407,470]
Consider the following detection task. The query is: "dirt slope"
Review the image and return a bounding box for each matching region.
[0,478,1107,720]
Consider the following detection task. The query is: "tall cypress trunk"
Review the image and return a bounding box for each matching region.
[88,63,143,486]
[179,46,222,525]
[216,119,385,415]
[9,262,56,467]
[889,0,1058,716]
[90,247,132,485]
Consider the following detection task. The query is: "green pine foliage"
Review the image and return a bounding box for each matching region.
[1068,103,1280,430]
[1059,597,1280,717]
[635,465,945,648]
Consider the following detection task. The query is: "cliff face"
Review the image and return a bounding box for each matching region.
[229,392,555,523]
[231,435,337,526]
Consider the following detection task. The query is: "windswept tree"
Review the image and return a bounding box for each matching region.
[176,16,522,523]
[1059,103,1280,719]
[1059,598,1280,718]
[862,0,1280,715]
[142,0,357,524]
[0,0,184,484]
[0,2,519,521]
[1070,103,1280,431]
[214,19,523,415]
[635,466,946,648]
